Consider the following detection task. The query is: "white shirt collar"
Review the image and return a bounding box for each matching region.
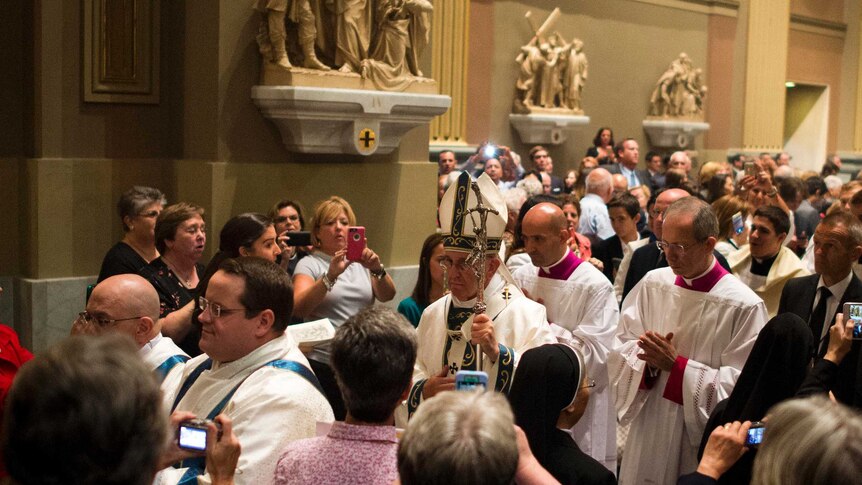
[540,249,571,273]
[817,271,853,299]
[681,257,717,286]
[138,332,163,357]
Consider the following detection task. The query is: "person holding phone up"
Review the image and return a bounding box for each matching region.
[292,196,396,327]
[292,196,396,419]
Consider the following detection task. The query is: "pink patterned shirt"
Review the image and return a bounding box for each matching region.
[273,421,399,485]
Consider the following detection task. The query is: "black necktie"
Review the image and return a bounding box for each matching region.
[809,286,832,356]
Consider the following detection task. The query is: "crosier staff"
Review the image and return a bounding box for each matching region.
[465,180,499,371]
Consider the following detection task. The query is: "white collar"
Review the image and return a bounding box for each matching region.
[681,258,717,286]
[817,271,853,299]
[138,332,163,357]
[540,250,571,273]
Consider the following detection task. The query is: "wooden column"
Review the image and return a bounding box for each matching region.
[742,0,790,151]
[429,0,469,146]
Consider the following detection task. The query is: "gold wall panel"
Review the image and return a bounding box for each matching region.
[430,0,469,146]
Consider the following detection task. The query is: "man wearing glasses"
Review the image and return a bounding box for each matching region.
[612,197,767,485]
[73,274,188,387]
[620,188,733,303]
[156,257,334,485]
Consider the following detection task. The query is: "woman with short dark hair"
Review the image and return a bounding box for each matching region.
[139,202,207,355]
[97,186,166,282]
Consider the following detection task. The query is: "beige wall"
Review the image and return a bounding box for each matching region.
[704,14,739,151]
[486,1,708,173]
[787,30,845,153]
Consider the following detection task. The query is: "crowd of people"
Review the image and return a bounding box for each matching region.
[2,135,862,485]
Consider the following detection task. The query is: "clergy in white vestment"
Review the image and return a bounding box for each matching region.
[512,203,619,472]
[71,274,189,391]
[612,197,767,485]
[157,258,334,485]
[403,172,555,422]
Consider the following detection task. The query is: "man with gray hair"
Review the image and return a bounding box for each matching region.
[579,167,615,240]
[613,197,767,484]
[668,150,692,175]
[398,390,558,485]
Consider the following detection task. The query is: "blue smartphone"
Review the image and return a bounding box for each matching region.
[455,370,488,391]
[745,422,765,447]
[732,212,745,235]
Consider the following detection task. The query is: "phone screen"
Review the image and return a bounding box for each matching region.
[178,425,207,452]
[732,212,744,235]
[845,303,862,339]
[745,425,765,446]
[455,371,488,391]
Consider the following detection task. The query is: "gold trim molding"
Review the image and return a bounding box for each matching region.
[628,0,739,17]
[790,14,847,39]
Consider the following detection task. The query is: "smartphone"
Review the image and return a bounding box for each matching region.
[284,231,311,247]
[732,212,745,235]
[842,302,862,340]
[347,226,366,261]
[745,421,766,447]
[177,418,213,452]
[455,370,488,391]
[744,161,757,177]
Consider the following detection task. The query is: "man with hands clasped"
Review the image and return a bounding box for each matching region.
[612,197,767,485]
[401,172,554,423]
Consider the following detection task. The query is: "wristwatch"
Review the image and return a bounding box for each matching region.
[370,265,387,280]
[322,273,336,292]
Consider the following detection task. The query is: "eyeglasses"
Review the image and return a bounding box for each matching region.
[438,257,473,272]
[580,378,596,389]
[137,210,160,218]
[656,240,703,256]
[198,297,246,318]
[76,311,142,327]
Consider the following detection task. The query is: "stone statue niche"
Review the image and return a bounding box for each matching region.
[512,9,588,115]
[253,0,436,93]
[647,53,707,120]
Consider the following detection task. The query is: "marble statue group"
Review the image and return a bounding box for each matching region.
[513,9,588,115]
[648,53,707,119]
[254,0,433,90]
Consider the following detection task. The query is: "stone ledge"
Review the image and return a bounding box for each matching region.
[642,119,710,148]
[509,113,591,145]
[252,86,451,156]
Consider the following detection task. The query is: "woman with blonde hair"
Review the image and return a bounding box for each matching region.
[293,196,395,325]
[711,195,751,257]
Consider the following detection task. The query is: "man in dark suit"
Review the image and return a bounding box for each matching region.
[530,145,564,194]
[779,211,862,408]
[607,138,652,190]
[594,192,643,282]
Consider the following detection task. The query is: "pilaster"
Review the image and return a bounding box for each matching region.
[741,0,790,151]
[429,0,469,146]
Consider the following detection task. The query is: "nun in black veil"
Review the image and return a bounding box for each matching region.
[693,312,814,485]
[508,343,617,485]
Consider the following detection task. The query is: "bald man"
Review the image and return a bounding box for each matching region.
[512,203,619,472]
[72,274,188,385]
[579,168,615,240]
